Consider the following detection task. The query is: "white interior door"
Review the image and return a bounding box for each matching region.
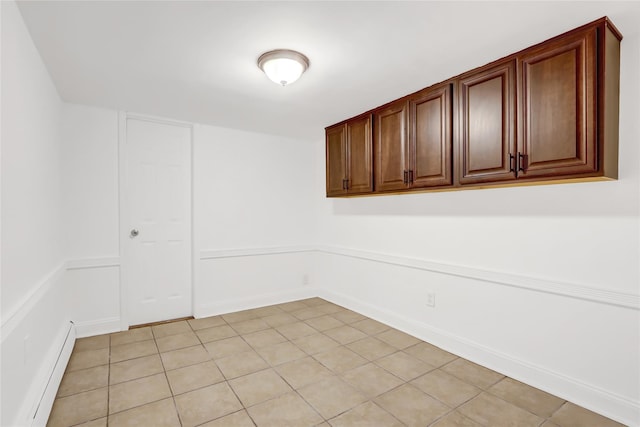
[123,117,192,326]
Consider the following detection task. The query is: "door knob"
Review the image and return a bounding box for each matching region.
[130,229,139,238]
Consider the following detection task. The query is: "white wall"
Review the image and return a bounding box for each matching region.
[191,124,318,316]
[61,105,119,259]
[1,1,71,425]
[4,2,638,425]
[8,101,318,423]
[194,125,316,251]
[312,28,640,427]
[1,1,65,315]
[60,104,120,336]
[58,109,318,328]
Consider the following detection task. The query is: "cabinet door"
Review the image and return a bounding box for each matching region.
[375,101,408,192]
[519,27,597,178]
[409,84,453,188]
[325,124,347,196]
[346,115,373,194]
[459,60,516,184]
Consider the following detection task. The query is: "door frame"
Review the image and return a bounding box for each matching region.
[117,111,195,330]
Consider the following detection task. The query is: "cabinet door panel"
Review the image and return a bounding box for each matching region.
[375,101,408,192]
[459,60,516,184]
[410,84,452,188]
[325,124,347,196]
[520,28,597,177]
[347,116,373,194]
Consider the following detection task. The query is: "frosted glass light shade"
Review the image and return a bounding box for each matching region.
[258,50,309,86]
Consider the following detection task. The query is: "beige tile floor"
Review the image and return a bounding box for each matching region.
[47,298,625,427]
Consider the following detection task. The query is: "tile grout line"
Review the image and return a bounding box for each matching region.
[193,317,241,426]
[53,364,109,399]
[307,318,461,426]
[197,304,302,426]
[153,328,184,427]
[547,400,571,425]
[275,360,330,424]
[108,310,431,425]
[103,326,190,423]
[52,300,617,427]
[103,344,175,420]
[282,308,364,424]
[223,300,331,424]
[106,334,111,427]
[55,341,112,426]
[481,378,569,423]
[225,321,279,418]
[188,314,257,426]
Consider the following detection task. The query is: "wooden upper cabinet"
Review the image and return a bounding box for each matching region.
[458,59,516,185]
[325,17,621,197]
[325,115,373,196]
[347,115,374,194]
[325,124,347,196]
[374,86,453,193]
[374,100,408,192]
[409,83,453,188]
[518,26,597,178]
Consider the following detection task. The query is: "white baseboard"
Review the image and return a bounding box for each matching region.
[196,287,319,318]
[317,288,639,427]
[74,317,122,338]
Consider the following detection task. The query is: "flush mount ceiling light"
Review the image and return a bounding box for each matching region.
[258,49,310,86]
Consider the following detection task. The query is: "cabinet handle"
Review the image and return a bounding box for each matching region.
[509,154,515,173]
[343,179,349,190]
[518,152,528,172]
[403,170,408,184]
[409,170,414,183]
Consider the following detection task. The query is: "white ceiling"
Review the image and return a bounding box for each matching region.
[16,1,640,141]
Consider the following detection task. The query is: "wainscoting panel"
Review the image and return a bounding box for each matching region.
[196,247,315,318]
[66,262,121,337]
[313,249,639,427]
[316,245,639,310]
[1,263,72,427]
[6,248,636,425]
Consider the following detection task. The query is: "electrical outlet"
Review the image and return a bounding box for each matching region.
[426,293,436,308]
[302,274,310,286]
